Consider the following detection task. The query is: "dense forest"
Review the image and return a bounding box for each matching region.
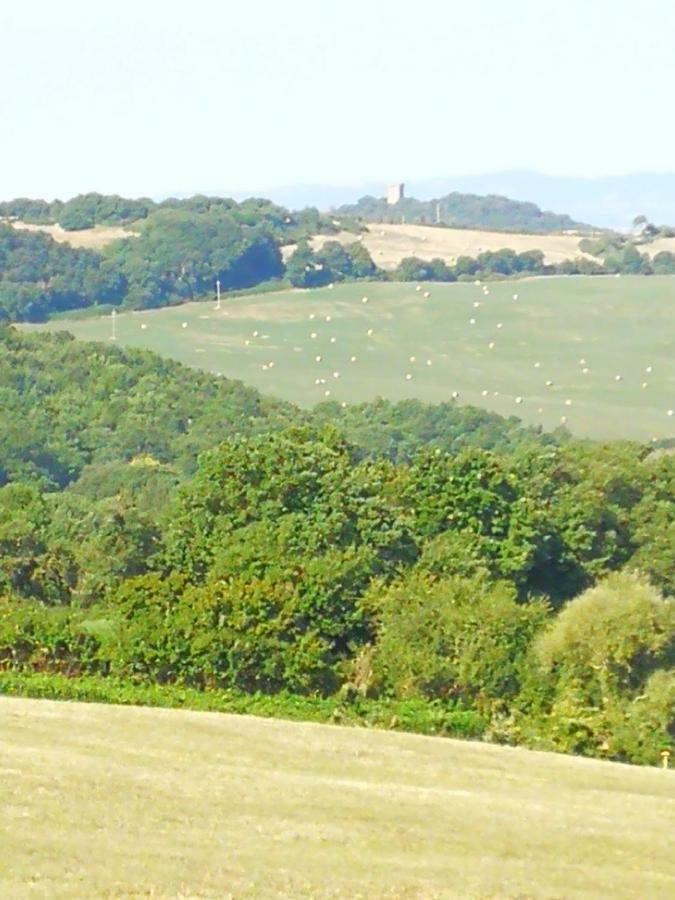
[335,191,589,233]
[1,329,673,765]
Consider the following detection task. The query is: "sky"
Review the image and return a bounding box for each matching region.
[1,0,674,200]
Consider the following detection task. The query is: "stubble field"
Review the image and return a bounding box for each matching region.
[26,275,675,442]
[1,696,674,899]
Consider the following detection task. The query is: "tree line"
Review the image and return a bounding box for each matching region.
[0,329,672,765]
[335,191,588,233]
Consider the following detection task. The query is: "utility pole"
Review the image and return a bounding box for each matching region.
[215,279,221,310]
[110,308,117,341]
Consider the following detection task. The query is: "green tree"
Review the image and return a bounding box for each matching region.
[370,570,549,707]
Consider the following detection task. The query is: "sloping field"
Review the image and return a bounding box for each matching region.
[9,220,135,248]
[281,223,596,269]
[1,696,673,899]
[26,276,675,442]
[641,236,675,258]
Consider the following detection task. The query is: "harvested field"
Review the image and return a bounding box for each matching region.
[25,275,675,442]
[9,220,135,249]
[1,696,673,898]
[281,223,597,269]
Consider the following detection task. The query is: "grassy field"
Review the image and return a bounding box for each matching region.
[288,223,596,270]
[25,275,675,441]
[10,221,135,249]
[1,697,673,899]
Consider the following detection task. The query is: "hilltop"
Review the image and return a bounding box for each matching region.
[335,190,591,233]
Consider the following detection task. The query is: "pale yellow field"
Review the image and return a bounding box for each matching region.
[9,220,135,248]
[283,224,597,270]
[641,236,675,257]
[1,696,673,899]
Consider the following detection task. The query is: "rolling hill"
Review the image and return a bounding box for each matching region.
[335,191,590,233]
[25,276,675,443]
[288,222,596,270]
[1,696,673,899]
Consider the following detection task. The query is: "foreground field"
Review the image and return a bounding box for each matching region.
[28,276,675,441]
[1,697,673,899]
[292,223,596,269]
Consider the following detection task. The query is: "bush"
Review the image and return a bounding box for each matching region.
[369,571,549,708]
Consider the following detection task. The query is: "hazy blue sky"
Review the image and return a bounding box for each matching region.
[1,0,674,200]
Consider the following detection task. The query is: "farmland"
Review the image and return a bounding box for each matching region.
[8,220,135,249]
[1,696,673,899]
[289,222,596,269]
[26,275,675,442]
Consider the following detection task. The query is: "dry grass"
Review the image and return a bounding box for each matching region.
[640,236,675,258]
[282,224,595,270]
[1,697,673,899]
[9,221,135,249]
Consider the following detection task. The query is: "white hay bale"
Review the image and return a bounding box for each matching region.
[646,366,653,373]
[324,390,331,397]
[515,396,523,404]
[330,337,336,343]
[615,374,622,382]
[451,391,460,400]
[560,416,568,424]
[405,373,412,381]
[367,328,374,336]
[473,301,480,308]
[496,323,503,329]
[315,355,322,362]
[481,389,489,396]
[545,380,553,387]
[350,355,357,362]
[310,332,317,339]
[423,291,430,298]
[488,342,495,349]
[325,315,332,322]
[426,359,432,366]
[182,322,188,328]
[513,293,518,300]
[409,356,416,363]
[565,399,572,406]
[641,382,648,388]
[534,362,541,368]
[141,323,147,330]
[469,318,476,325]
[361,296,368,303]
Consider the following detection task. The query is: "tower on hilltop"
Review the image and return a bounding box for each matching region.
[386,183,404,205]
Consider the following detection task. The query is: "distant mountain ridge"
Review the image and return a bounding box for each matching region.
[334,192,589,234]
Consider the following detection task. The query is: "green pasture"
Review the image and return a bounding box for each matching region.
[26,275,675,441]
